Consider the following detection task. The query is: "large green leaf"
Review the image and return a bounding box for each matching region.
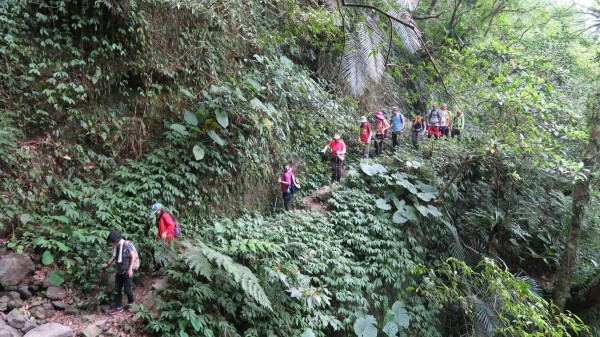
[376,198,392,210]
[354,315,378,337]
[361,163,388,176]
[208,131,226,146]
[404,205,419,222]
[170,124,189,135]
[391,302,410,328]
[392,210,408,224]
[417,191,436,202]
[42,251,54,265]
[192,145,205,160]
[382,322,398,337]
[216,110,229,128]
[20,214,33,225]
[301,329,316,337]
[179,87,195,98]
[184,110,198,126]
[50,270,64,286]
[49,215,70,224]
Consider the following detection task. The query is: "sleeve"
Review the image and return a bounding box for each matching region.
[338,142,346,154]
[163,213,176,236]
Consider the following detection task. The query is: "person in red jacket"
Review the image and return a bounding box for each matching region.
[150,203,176,245]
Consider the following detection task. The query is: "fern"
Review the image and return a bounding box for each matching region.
[181,240,273,311]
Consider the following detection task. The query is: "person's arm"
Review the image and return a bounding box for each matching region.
[367,125,372,142]
[321,144,329,153]
[127,244,136,277]
[102,255,115,269]
[337,142,346,155]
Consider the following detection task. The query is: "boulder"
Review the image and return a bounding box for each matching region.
[0,255,35,286]
[0,293,23,310]
[44,287,66,301]
[21,321,36,333]
[28,306,45,320]
[63,306,79,316]
[151,278,168,291]
[6,309,27,330]
[23,323,72,337]
[0,325,22,337]
[42,303,54,319]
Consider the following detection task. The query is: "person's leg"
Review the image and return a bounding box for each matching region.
[115,273,124,309]
[337,160,344,182]
[392,132,398,146]
[412,131,418,149]
[330,158,337,183]
[427,126,433,138]
[283,193,291,211]
[124,274,134,306]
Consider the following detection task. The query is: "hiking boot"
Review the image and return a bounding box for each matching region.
[107,307,123,315]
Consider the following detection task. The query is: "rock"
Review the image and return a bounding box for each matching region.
[81,324,102,337]
[42,303,54,319]
[23,323,72,337]
[21,320,36,333]
[0,255,35,286]
[28,306,45,320]
[151,278,168,291]
[94,320,106,330]
[16,287,31,300]
[63,306,79,316]
[0,319,5,328]
[51,302,66,310]
[0,292,23,309]
[44,287,66,301]
[5,309,27,330]
[0,325,22,337]
[0,296,9,311]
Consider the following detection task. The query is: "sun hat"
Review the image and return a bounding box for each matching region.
[333,134,341,140]
[375,111,385,120]
[150,203,163,215]
[359,116,367,123]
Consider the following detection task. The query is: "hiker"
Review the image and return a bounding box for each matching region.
[411,112,425,150]
[374,111,390,155]
[102,231,137,315]
[278,162,298,211]
[321,134,346,183]
[426,103,442,139]
[390,106,405,147]
[451,110,465,141]
[359,116,372,159]
[440,104,452,139]
[150,203,176,246]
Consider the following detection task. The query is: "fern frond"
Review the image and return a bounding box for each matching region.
[181,241,273,310]
[181,242,213,280]
[471,295,499,336]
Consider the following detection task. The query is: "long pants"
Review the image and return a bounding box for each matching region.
[115,273,134,308]
[440,126,449,137]
[361,142,370,158]
[283,192,293,211]
[452,128,461,141]
[375,134,385,155]
[331,157,343,182]
[391,131,402,146]
[412,130,423,149]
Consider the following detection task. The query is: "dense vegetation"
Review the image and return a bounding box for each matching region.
[1,0,599,336]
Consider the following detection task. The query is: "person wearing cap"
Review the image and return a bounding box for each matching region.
[426,103,442,139]
[411,111,425,150]
[322,134,346,183]
[358,116,372,158]
[389,106,405,147]
[374,111,390,155]
[102,231,137,315]
[150,203,176,245]
[451,110,465,141]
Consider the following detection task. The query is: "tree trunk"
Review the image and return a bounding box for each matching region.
[566,278,600,315]
[554,106,600,311]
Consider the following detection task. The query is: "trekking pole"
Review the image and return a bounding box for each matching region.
[88,268,106,307]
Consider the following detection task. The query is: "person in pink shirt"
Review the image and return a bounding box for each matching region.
[322,134,346,183]
[359,116,372,159]
[278,163,294,211]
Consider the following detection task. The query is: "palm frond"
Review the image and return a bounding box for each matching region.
[392,0,418,12]
[342,32,369,97]
[390,10,422,54]
[181,241,273,310]
[360,19,386,82]
[471,295,499,336]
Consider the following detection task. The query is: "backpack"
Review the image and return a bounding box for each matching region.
[119,241,140,270]
[173,221,182,238]
[290,174,301,193]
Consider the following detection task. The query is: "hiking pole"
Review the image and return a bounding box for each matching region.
[88,268,106,307]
